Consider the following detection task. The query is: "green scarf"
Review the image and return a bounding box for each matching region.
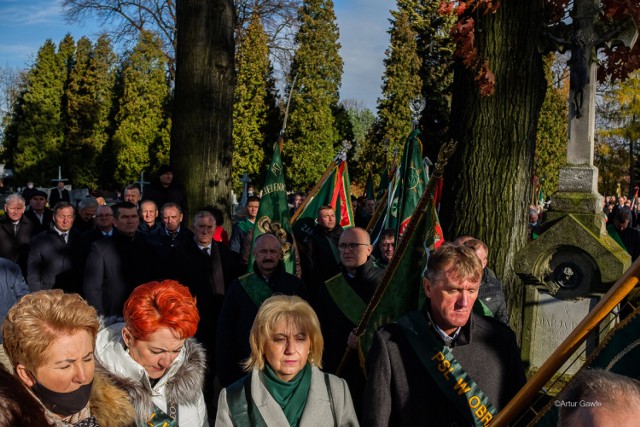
[262,363,311,427]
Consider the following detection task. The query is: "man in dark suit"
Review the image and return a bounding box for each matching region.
[24,190,53,235]
[82,205,115,245]
[83,202,153,316]
[48,180,71,207]
[145,202,193,273]
[0,193,35,277]
[171,211,234,347]
[27,202,82,293]
[170,210,235,411]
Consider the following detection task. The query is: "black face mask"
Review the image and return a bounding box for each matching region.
[31,379,93,416]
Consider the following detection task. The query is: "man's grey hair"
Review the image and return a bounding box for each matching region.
[78,197,99,210]
[253,233,282,250]
[193,211,215,225]
[558,369,640,426]
[4,193,25,206]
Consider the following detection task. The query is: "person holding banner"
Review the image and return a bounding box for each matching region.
[363,243,525,426]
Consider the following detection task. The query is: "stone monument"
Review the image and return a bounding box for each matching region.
[515,0,637,377]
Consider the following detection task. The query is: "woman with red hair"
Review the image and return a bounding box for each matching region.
[94,280,208,426]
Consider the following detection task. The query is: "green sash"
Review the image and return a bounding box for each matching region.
[607,224,628,252]
[473,298,494,318]
[237,218,254,233]
[397,311,498,427]
[239,272,273,308]
[146,403,178,427]
[324,235,341,266]
[226,375,268,427]
[325,274,366,326]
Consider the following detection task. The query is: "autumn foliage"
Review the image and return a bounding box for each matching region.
[442,0,640,96]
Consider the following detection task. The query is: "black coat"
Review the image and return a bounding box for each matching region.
[83,230,153,316]
[24,208,53,236]
[145,225,194,278]
[298,224,344,301]
[363,307,526,427]
[0,215,35,277]
[216,262,308,387]
[314,257,384,417]
[142,183,187,213]
[27,228,83,293]
[170,239,234,351]
[49,188,71,207]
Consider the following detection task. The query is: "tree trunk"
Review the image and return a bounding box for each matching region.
[440,0,547,336]
[172,0,235,224]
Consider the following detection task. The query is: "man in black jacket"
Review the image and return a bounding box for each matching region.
[0,194,35,277]
[24,190,53,235]
[171,211,234,362]
[83,202,152,315]
[363,244,525,427]
[298,205,344,301]
[314,226,385,417]
[27,202,82,293]
[216,233,307,387]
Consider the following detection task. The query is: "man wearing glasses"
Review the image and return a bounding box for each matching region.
[314,226,385,418]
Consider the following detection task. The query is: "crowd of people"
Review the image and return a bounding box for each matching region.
[0,168,622,426]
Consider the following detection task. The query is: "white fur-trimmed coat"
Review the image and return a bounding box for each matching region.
[94,323,208,426]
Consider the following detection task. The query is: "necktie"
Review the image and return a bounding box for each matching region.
[202,247,210,256]
[61,233,68,244]
[12,223,19,236]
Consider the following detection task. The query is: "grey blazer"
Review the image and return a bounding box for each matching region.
[215,366,359,426]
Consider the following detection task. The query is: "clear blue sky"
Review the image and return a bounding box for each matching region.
[0,0,391,111]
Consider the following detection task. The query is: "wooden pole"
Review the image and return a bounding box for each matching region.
[491,256,640,426]
[365,189,388,234]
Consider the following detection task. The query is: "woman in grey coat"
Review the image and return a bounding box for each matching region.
[216,295,358,427]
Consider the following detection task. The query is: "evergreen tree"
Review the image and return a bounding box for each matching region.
[414,0,456,161]
[376,4,422,166]
[534,55,568,200]
[232,13,278,193]
[4,38,70,184]
[64,35,117,189]
[343,100,375,186]
[598,70,640,195]
[110,31,170,187]
[284,0,343,191]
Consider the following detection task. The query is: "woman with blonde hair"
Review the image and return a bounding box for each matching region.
[2,289,135,426]
[216,295,358,426]
[94,280,207,426]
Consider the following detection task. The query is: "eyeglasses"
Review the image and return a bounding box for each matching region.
[338,243,370,251]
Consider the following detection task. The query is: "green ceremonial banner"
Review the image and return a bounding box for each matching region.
[376,166,389,200]
[247,147,296,275]
[291,160,354,246]
[359,196,444,360]
[532,304,640,426]
[365,172,375,200]
[396,129,429,240]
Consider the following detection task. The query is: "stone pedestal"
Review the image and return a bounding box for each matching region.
[514,214,630,377]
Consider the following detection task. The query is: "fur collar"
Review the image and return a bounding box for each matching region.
[37,371,135,427]
[96,339,206,424]
[90,371,136,427]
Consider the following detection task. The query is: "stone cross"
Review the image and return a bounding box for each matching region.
[239,172,251,207]
[545,0,638,198]
[51,166,68,183]
[136,171,150,196]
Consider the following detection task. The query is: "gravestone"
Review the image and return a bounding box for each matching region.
[515,0,637,377]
